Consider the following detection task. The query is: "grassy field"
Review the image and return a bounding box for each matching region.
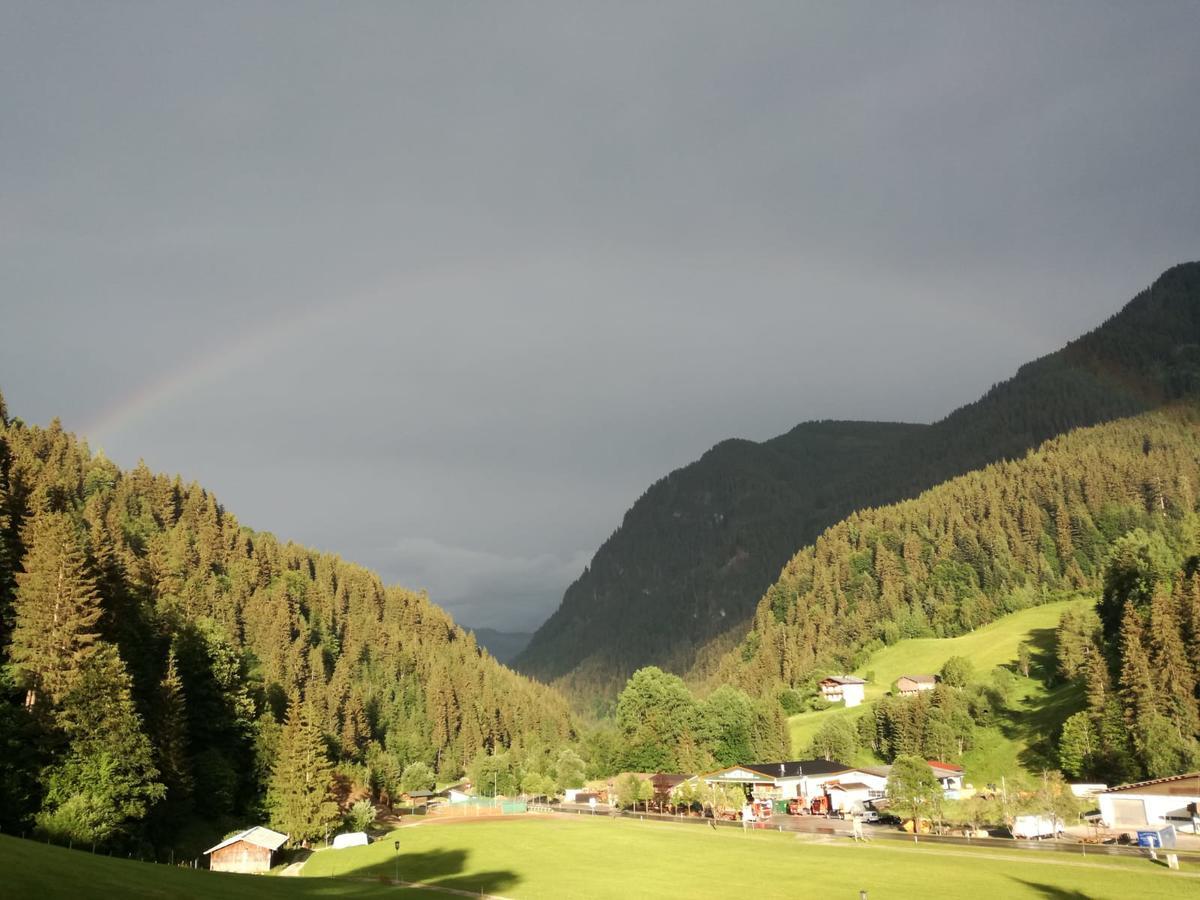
[2,816,1190,899]
[789,597,1092,781]
[0,833,413,899]
[310,816,1188,899]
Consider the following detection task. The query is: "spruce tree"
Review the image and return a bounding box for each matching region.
[1118,600,1163,774]
[1148,586,1199,740]
[1058,711,1096,778]
[1181,573,1200,682]
[1082,644,1109,718]
[1118,600,1158,726]
[37,643,164,845]
[338,694,368,761]
[269,695,339,845]
[155,648,194,815]
[11,512,102,708]
[0,476,13,645]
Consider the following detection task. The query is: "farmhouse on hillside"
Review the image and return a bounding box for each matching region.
[896,674,937,696]
[1098,772,1200,834]
[204,826,289,874]
[818,675,866,707]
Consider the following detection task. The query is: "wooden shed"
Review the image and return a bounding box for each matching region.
[204,826,289,874]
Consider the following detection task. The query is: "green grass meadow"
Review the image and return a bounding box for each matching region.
[788,597,1092,781]
[0,832,409,899]
[304,816,1190,899]
[2,816,1189,900]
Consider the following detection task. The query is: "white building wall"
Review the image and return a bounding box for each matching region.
[1099,792,1200,830]
[843,683,865,708]
[775,770,888,801]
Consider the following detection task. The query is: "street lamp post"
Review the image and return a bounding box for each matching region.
[393,839,400,885]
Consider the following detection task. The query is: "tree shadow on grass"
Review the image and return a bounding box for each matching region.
[1007,876,1091,899]
[321,846,519,897]
[993,626,1087,772]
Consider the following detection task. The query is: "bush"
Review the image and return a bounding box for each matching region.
[345,798,376,832]
[777,688,807,715]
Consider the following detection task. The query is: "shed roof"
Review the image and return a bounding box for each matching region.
[927,760,964,774]
[1102,772,1200,794]
[898,674,937,684]
[204,826,288,855]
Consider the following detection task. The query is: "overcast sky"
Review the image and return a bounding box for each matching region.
[3,3,1199,631]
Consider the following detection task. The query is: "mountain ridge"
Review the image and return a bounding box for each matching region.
[515,261,1200,705]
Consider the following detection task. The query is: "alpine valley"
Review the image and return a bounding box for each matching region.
[515,262,1200,712]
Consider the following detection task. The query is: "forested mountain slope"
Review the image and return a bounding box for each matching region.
[715,408,1200,701]
[515,262,1200,703]
[0,397,573,845]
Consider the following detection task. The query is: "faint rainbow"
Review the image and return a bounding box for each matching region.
[79,298,368,446]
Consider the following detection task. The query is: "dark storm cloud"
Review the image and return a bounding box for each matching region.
[3,3,1199,630]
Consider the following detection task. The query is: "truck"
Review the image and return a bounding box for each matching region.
[1012,815,1063,840]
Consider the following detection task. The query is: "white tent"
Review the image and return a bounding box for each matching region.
[331,831,370,849]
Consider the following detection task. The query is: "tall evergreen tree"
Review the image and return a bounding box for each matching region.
[269,695,339,845]
[0,477,13,646]
[11,512,102,708]
[37,644,164,845]
[338,694,369,762]
[1058,711,1096,778]
[154,648,194,816]
[1082,644,1110,718]
[1148,586,1199,741]
[1117,599,1164,775]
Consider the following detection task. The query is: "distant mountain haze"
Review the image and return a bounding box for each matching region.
[514,262,1200,706]
[467,628,533,665]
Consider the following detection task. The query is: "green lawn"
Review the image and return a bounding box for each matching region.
[305,817,1183,899]
[0,833,411,899]
[789,597,1092,780]
[2,816,1190,899]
